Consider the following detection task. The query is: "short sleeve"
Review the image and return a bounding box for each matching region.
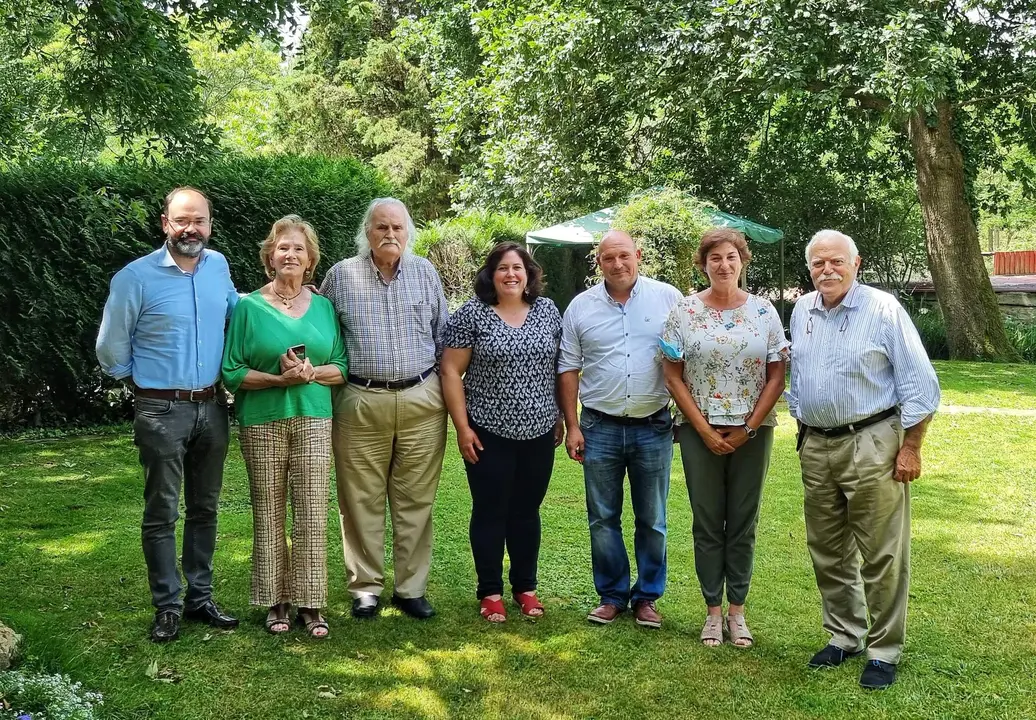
[444,300,479,349]
[763,299,790,363]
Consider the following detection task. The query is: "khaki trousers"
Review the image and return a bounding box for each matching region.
[239,416,332,608]
[331,374,447,599]
[799,415,910,664]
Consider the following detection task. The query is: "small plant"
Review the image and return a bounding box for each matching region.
[0,671,103,720]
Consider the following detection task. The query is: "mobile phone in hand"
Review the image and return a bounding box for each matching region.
[289,344,307,361]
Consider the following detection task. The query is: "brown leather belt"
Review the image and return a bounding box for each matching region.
[134,385,218,402]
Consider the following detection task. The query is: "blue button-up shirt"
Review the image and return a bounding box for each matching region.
[559,275,682,418]
[786,282,940,429]
[96,246,239,389]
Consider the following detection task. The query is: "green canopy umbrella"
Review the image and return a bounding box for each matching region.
[525,202,787,316]
[525,206,783,246]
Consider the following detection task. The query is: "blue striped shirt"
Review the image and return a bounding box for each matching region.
[786,282,939,429]
[96,246,239,389]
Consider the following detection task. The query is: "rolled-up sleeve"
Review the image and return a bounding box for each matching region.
[884,303,940,427]
[96,268,141,380]
[558,305,582,373]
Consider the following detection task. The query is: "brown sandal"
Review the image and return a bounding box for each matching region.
[297,608,329,639]
[265,603,291,635]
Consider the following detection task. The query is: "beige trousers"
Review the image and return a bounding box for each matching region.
[799,415,910,664]
[331,374,447,599]
[239,416,332,608]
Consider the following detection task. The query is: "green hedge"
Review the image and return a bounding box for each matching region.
[0,156,388,428]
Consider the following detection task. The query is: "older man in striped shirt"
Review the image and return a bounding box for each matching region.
[787,229,940,691]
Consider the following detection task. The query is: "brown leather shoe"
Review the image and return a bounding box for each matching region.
[587,603,624,624]
[632,600,662,629]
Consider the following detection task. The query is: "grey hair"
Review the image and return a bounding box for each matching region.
[353,197,417,257]
[804,229,859,266]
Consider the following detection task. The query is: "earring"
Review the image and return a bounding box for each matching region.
[267,267,276,279]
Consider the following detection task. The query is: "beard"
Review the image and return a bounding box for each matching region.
[167,231,206,258]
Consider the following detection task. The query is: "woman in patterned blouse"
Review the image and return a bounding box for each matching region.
[660,227,789,648]
[441,242,564,623]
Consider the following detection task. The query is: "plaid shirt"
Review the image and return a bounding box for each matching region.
[320,253,448,382]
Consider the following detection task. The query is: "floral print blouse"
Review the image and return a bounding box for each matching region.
[661,293,790,427]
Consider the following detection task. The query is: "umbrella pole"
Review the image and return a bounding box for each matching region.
[779,236,786,323]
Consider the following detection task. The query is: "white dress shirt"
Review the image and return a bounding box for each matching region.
[559,275,682,418]
[786,282,940,429]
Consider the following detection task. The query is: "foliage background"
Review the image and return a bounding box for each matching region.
[0,156,388,429]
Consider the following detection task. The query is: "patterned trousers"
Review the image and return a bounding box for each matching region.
[239,416,332,608]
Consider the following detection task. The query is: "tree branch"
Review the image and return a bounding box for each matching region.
[805,82,890,111]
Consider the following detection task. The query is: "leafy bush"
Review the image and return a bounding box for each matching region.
[0,670,103,720]
[0,156,388,428]
[609,188,715,293]
[906,299,1036,363]
[413,210,538,309]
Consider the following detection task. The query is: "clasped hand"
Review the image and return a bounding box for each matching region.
[278,349,315,384]
[699,425,749,455]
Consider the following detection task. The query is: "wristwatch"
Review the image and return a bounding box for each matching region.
[742,423,758,439]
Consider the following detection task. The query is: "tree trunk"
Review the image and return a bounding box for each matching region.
[907,101,1019,361]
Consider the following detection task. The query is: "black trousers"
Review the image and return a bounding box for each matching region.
[465,422,555,599]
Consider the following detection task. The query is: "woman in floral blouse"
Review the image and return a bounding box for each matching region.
[660,227,789,649]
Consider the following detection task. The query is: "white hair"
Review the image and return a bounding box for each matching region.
[804,229,859,266]
[353,197,417,257]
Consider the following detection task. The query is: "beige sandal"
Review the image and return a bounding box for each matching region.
[701,615,724,646]
[726,614,754,648]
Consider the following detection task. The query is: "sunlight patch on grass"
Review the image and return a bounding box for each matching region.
[35,530,109,558]
[372,685,450,719]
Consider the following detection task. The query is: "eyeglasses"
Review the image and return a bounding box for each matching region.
[805,314,850,335]
[169,217,211,230]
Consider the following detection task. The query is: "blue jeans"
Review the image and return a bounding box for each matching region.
[134,395,229,612]
[581,406,673,607]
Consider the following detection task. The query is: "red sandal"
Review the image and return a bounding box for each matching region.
[513,591,545,619]
[480,596,507,623]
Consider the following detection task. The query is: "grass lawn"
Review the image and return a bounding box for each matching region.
[1,360,1034,719]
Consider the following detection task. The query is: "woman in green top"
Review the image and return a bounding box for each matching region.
[222,215,347,638]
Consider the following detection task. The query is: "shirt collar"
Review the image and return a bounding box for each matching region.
[367,251,406,282]
[810,281,860,312]
[599,275,642,305]
[158,244,208,273]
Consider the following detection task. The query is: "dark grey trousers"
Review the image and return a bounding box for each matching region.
[134,395,229,612]
[677,424,774,607]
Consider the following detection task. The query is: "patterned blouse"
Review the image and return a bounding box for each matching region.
[661,293,790,427]
[444,296,562,440]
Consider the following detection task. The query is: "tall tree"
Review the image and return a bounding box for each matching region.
[665,0,1035,359]
[2,0,296,159]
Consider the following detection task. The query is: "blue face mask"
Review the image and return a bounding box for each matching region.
[658,337,683,362]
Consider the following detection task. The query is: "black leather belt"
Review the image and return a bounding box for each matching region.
[347,367,434,390]
[134,385,217,402]
[805,407,898,438]
[586,406,668,426]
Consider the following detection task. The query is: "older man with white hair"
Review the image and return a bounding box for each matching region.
[787,229,940,690]
[320,197,449,620]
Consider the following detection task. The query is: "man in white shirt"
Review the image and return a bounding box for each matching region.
[787,229,940,690]
[559,231,682,628]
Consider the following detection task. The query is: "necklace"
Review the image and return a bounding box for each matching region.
[272,285,303,309]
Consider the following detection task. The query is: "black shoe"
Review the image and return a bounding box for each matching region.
[351,595,381,619]
[391,594,436,619]
[808,644,863,668]
[151,610,180,643]
[860,660,897,690]
[183,600,239,628]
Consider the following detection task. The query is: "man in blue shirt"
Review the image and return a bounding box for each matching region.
[97,187,241,642]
